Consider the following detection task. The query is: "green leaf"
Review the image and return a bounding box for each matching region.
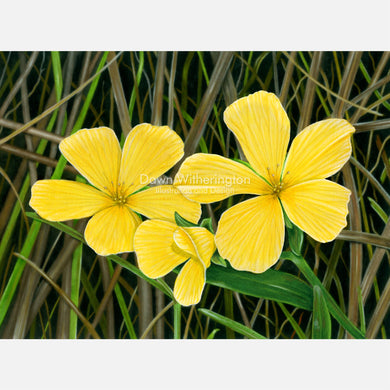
[0,220,41,327]
[357,286,366,334]
[26,212,84,242]
[69,243,83,339]
[368,197,388,223]
[278,302,306,339]
[106,259,137,339]
[281,251,365,339]
[207,328,220,339]
[206,264,313,311]
[199,308,267,339]
[210,251,227,267]
[312,285,331,339]
[286,222,304,256]
[173,303,181,339]
[174,211,199,228]
[200,217,214,233]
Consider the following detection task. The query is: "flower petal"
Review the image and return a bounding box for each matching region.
[223,91,290,184]
[59,127,121,196]
[119,124,184,196]
[29,179,112,221]
[174,153,271,203]
[279,179,351,242]
[183,227,216,268]
[283,119,355,187]
[174,258,206,306]
[133,220,188,278]
[127,185,201,224]
[84,205,141,256]
[173,227,199,260]
[215,195,285,273]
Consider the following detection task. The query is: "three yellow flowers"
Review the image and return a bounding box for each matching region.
[30,91,355,305]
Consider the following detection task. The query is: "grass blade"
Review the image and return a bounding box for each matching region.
[69,243,83,339]
[206,263,313,311]
[199,308,267,339]
[282,251,364,339]
[312,285,332,339]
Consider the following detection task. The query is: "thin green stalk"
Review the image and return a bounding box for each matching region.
[278,302,306,339]
[224,289,235,338]
[199,308,267,339]
[173,302,181,339]
[140,301,174,339]
[14,252,100,339]
[197,52,225,154]
[106,259,137,339]
[0,175,30,272]
[0,220,41,327]
[69,243,83,339]
[51,51,63,101]
[281,251,365,339]
[128,51,144,124]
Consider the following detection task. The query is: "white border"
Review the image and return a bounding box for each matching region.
[1,2,390,389]
[2,0,390,50]
[1,340,390,389]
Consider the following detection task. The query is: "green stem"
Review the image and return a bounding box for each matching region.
[281,251,365,339]
[224,289,235,338]
[173,303,181,339]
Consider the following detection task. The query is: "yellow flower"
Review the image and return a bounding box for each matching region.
[174,91,355,273]
[30,124,201,256]
[134,219,215,306]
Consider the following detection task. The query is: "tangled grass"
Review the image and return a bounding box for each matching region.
[0,51,389,340]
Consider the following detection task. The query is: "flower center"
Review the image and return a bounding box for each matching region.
[272,182,284,195]
[113,193,126,205]
[111,182,127,205]
[266,165,291,196]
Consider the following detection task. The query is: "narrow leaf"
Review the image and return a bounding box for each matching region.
[174,211,198,228]
[210,251,227,267]
[200,217,214,233]
[199,308,267,339]
[282,251,365,339]
[206,264,313,311]
[27,212,84,242]
[207,328,220,339]
[368,197,389,223]
[278,302,306,339]
[312,285,332,339]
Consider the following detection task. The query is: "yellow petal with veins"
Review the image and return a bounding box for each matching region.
[127,185,201,224]
[183,227,216,268]
[174,258,206,306]
[133,220,188,278]
[173,227,199,260]
[84,205,141,256]
[59,127,121,196]
[29,179,112,221]
[174,153,271,203]
[119,124,184,197]
[215,195,285,273]
[279,179,351,242]
[223,91,290,185]
[283,119,355,187]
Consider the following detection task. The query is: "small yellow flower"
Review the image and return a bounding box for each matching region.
[134,219,216,306]
[30,124,201,256]
[174,91,355,273]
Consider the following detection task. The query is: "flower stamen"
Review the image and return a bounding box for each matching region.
[272,182,284,196]
[113,192,126,205]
